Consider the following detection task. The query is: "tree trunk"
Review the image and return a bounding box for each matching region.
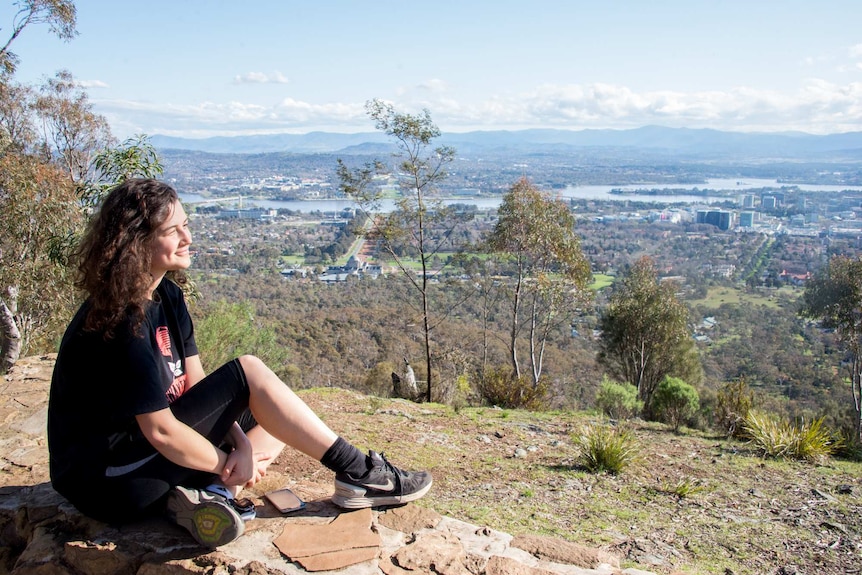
[853,354,862,444]
[528,292,540,386]
[509,272,523,380]
[0,286,21,374]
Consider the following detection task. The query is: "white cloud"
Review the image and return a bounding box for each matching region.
[848,44,862,58]
[232,71,289,85]
[76,79,109,89]
[443,81,862,134]
[95,78,862,138]
[94,97,367,138]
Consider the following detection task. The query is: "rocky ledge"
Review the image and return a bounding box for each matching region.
[1,356,659,575]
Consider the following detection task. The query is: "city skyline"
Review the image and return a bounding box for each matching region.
[5,0,862,139]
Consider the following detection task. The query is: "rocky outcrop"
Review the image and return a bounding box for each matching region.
[0,356,656,575]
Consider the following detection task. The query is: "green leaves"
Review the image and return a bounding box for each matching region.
[192,299,290,380]
[800,255,862,444]
[485,178,592,384]
[743,410,841,462]
[573,423,639,474]
[598,257,702,416]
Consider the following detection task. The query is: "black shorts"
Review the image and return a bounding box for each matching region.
[63,359,256,523]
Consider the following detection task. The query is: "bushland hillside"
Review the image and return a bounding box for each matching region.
[276,387,862,575]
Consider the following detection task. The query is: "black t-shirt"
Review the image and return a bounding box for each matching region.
[48,279,198,488]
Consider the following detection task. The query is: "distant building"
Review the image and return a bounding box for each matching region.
[790,214,806,227]
[696,210,734,231]
[740,194,756,208]
[738,212,755,227]
[762,196,777,209]
[217,208,274,220]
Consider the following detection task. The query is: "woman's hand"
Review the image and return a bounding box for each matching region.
[249,452,273,487]
[220,442,255,487]
[220,422,255,486]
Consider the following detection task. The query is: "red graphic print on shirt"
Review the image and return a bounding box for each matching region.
[155,326,172,357]
[156,323,187,403]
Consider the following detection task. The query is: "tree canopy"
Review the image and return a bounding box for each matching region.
[800,254,862,443]
[597,256,702,416]
[486,177,592,386]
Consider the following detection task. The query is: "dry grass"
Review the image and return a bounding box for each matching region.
[274,388,862,575]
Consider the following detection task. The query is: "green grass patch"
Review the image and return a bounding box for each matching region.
[688,285,803,310]
[573,423,640,474]
[590,273,615,291]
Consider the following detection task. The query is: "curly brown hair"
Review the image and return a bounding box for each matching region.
[74,178,188,338]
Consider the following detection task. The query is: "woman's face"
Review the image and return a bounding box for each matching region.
[150,200,192,277]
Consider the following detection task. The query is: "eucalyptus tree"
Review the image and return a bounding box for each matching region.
[0,0,77,74]
[801,255,862,443]
[485,177,592,387]
[597,256,702,416]
[337,99,465,402]
[0,1,162,371]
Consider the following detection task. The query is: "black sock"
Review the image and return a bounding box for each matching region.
[320,436,370,478]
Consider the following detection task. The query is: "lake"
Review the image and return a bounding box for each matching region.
[181,178,862,214]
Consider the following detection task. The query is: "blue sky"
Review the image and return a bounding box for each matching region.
[5,0,862,138]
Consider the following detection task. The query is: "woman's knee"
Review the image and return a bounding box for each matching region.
[237,354,265,374]
[237,355,283,390]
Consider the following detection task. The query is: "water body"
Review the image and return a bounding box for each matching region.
[181,179,862,214]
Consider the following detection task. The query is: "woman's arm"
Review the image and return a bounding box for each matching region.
[136,408,256,487]
[136,408,227,473]
[184,355,206,389]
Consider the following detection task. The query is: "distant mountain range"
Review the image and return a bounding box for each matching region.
[150,126,862,160]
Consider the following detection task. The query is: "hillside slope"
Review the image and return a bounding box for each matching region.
[2,355,860,574]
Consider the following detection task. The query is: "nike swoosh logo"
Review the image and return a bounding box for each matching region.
[363,479,395,491]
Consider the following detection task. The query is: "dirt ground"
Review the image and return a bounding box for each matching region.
[2,357,860,575]
[272,388,862,575]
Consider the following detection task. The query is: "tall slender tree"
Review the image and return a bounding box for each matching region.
[337,99,463,402]
[800,255,862,443]
[485,177,592,386]
[597,256,702,416]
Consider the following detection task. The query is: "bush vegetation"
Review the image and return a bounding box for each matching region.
[715,377,755,438]
[477,366,549,410]
[595,377,642,419]
[743,410,842,462]
[191,299,290,381]
[652,376,700,432]
[573,423,639,474]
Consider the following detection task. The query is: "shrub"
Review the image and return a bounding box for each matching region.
[573,423,639,474]
[834,434,862,461]
[652,376,700,432]
[595,377,643,419]
[363,361,397,397]
[478,366,548,410]
[833,423,862,461]
[716,377,754,438]
[743,410,843,462]
[192,299,289,380]
[659,478,706,499]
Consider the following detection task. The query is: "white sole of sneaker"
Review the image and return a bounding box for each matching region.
[331,478,433,509]
[166,486,244,547]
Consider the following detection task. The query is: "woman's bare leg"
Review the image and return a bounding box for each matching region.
[237,355,432,509]
[239,355,338,459]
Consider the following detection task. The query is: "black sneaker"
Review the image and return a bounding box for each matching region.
[166,485,244,547]
[332,451,432,509]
